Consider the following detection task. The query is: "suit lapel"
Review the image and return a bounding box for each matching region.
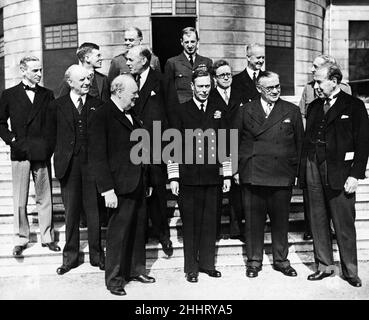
[94,72,103,98]
[326,92,349,126]
[15,83,33,111]
[59,95,76,131]
[27,86,46,125]
[110,100,135,130]
[134,68,158,116]
[246,100,266,126]
[256,100,289,136]
[178,52,192,71]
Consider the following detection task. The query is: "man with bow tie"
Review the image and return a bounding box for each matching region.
[0,56,60,257]
[46,65,105,275]
[299,63,369,287]
[89,74,155,296]
[236,71,304,278]
[126,45,172,256]
[209,60,245,241]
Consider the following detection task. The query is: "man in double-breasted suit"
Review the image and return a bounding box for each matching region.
[299,63,369,287]
[47,65,105,275]
[168,68,231,283]
[58,42,110,103]
[164,27,212,119]
[0,56,59,256]
[107,27,161,85]
[209,59,245,241]
[89,74,155,296]
[237,71,304,278]
[232,43,265,103]
[126,45,172,256]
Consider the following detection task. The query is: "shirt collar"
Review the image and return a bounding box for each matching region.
[22,80,36,89]
[328,88,341,101]
[246,66,259,80]
[193,97,208,111]
[216,86,231,98]
[260,97,274,111]
[184,51,196,62]
[137,67,150,90]
[70,90,87,107]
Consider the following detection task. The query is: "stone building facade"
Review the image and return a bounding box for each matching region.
[0,0,367,98]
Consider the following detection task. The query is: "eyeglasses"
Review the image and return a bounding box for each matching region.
[261,84,281,92]
[216,73,232,79]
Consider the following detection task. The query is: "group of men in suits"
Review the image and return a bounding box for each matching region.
[0,23,368,295]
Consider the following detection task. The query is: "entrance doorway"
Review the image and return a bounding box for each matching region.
[152,17,196,72]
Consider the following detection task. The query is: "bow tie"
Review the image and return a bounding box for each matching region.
[124,109,133,115]
[23,85,38,92]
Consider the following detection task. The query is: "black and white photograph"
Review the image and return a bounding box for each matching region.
[0,0,369,305]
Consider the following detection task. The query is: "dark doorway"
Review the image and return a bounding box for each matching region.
[152,17,196,72]
[265,0,295,95]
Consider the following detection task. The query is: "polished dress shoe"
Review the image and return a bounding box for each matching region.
[307,270,334,281]
[274,265,297,277]
[303,232,313,241]
[186,272,198,283]
[160,239,173,257]
[130,274,156,283]
[12,245,27,257]
[56,265,74,275]
[246,267,260,278]
[91,260,105,271]
[346,277,362,287]
[42,242,61,252]
[199,268,222,278]
[109,287,127,296]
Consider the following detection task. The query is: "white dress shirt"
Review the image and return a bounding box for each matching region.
[260,98,274,118]
[216,86,231,105]
[193,98,208,112]
[70,91,87,109]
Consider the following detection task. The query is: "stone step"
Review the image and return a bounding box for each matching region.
[0,214,368,245]
[1,231,369,270]
[2,249,369,278]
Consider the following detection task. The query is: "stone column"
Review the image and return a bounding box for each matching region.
[2,0,42,88]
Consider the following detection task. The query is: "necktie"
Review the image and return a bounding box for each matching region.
[24,85,37,92]
[135,74,141,91]
[265,103,273,117]
[223,89,229,105]
[253,72,257,84]
[189,54,194,68]
[77,97,84,115]
[323,98,331,114]
[200,103,205,113]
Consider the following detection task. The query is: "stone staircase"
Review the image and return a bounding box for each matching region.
[1,125,369,277]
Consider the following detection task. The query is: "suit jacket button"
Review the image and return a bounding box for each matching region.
[70,141,74,145]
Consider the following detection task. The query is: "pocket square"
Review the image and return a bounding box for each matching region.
[345,152,354,161]
[283,118,291,123]
[214,110,222,119]
[341,115,349,119]
[90,107,96,111]
[150,91,156,96]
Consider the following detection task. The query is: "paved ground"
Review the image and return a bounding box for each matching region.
[1,261,368,300]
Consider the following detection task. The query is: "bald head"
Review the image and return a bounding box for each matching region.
[111,74,139,110]
[65,64,91,95]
